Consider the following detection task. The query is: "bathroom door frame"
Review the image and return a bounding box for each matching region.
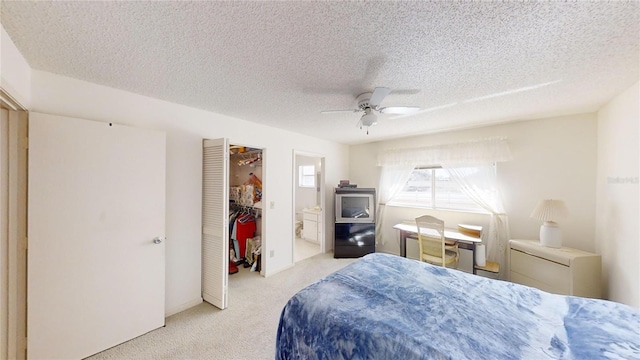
[292,150,326,262]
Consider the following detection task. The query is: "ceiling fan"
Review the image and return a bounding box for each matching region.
[320,87,420,134]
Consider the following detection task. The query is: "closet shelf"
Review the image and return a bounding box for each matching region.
[230,148,261,157]
[231,149,261,166]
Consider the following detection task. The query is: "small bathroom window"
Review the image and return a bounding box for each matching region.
[298,165,315,188]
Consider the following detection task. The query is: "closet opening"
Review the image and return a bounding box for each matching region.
[202,139,265,310]
[228,145,263,278]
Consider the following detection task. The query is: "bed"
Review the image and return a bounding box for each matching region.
[276,253,640,359]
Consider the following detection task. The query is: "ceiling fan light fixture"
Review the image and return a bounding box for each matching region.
[360,108,377,127]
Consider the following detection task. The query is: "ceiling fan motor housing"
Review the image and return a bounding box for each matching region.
[356,92,374,110]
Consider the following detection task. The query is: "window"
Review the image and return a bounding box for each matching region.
[389,166,487,213]
[298,165,315,188]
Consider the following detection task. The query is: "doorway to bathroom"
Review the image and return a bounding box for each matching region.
[293,151,325,262]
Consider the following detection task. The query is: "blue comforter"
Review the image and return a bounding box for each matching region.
[276,253,640,359]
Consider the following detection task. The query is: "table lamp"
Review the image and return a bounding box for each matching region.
[530,199,568,248]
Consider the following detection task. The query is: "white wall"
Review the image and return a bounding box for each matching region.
[30,70,349,316]
[0,24,31,108]
[350,114,598,269]
[596,82,639,307]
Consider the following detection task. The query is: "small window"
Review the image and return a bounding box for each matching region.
[389,166,486,213]
[298,165,315,188]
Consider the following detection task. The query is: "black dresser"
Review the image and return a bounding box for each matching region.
[333,187,376,258]
[334,222,375,258]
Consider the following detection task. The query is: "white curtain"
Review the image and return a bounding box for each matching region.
[375,164,415,245]
[443,164,510,279]
[376,137,512,263]
[376,137,512,278]
[377,137,512,166]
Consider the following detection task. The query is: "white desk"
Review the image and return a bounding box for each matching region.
[393,222,482,274]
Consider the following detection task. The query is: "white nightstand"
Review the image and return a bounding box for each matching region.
[509,239,601,299]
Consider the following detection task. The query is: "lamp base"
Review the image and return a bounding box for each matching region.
[539,221,562,248]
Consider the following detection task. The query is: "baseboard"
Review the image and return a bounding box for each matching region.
[264,262,295,277]
[165,297,203,317]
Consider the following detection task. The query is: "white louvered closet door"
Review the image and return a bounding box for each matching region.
[202,138,229,309]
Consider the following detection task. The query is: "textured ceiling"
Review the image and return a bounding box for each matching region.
[1,1,638,145]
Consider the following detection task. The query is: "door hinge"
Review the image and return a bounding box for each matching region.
[23,136,28,149]
[22,236,28,251]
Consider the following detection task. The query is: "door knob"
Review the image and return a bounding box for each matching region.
[153,236,164,244]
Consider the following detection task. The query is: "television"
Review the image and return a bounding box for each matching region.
[334,188,376,223]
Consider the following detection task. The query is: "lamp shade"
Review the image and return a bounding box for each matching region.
[530,199,568,222]
[531,199,568,248]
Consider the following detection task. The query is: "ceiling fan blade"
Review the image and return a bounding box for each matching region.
[379,106,421,115]
[369,87,391,108]
[320,109,361,114]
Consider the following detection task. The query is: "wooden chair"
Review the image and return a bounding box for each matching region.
[415,215,460,268]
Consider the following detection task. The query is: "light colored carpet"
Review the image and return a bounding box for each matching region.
[88,252,356,360]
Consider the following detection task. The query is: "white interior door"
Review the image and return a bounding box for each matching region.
[202,138,229,309]
[28,113,166,359]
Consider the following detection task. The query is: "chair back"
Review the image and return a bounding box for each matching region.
[415,215,460,268]
[415,215,446,266]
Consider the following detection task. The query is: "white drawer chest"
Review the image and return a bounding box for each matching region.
[509,239,601,299]
[302,208,322,243]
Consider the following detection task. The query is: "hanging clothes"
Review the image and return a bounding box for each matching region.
[235,213,256,260]
[228,205,258,265]
[229,210,241,262]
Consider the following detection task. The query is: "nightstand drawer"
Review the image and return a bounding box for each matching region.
[510,249,570,294]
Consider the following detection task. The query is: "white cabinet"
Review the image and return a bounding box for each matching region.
[302,208,322,243]
[509,239,601,299]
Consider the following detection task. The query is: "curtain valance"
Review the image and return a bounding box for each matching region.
[376,137,512,166]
